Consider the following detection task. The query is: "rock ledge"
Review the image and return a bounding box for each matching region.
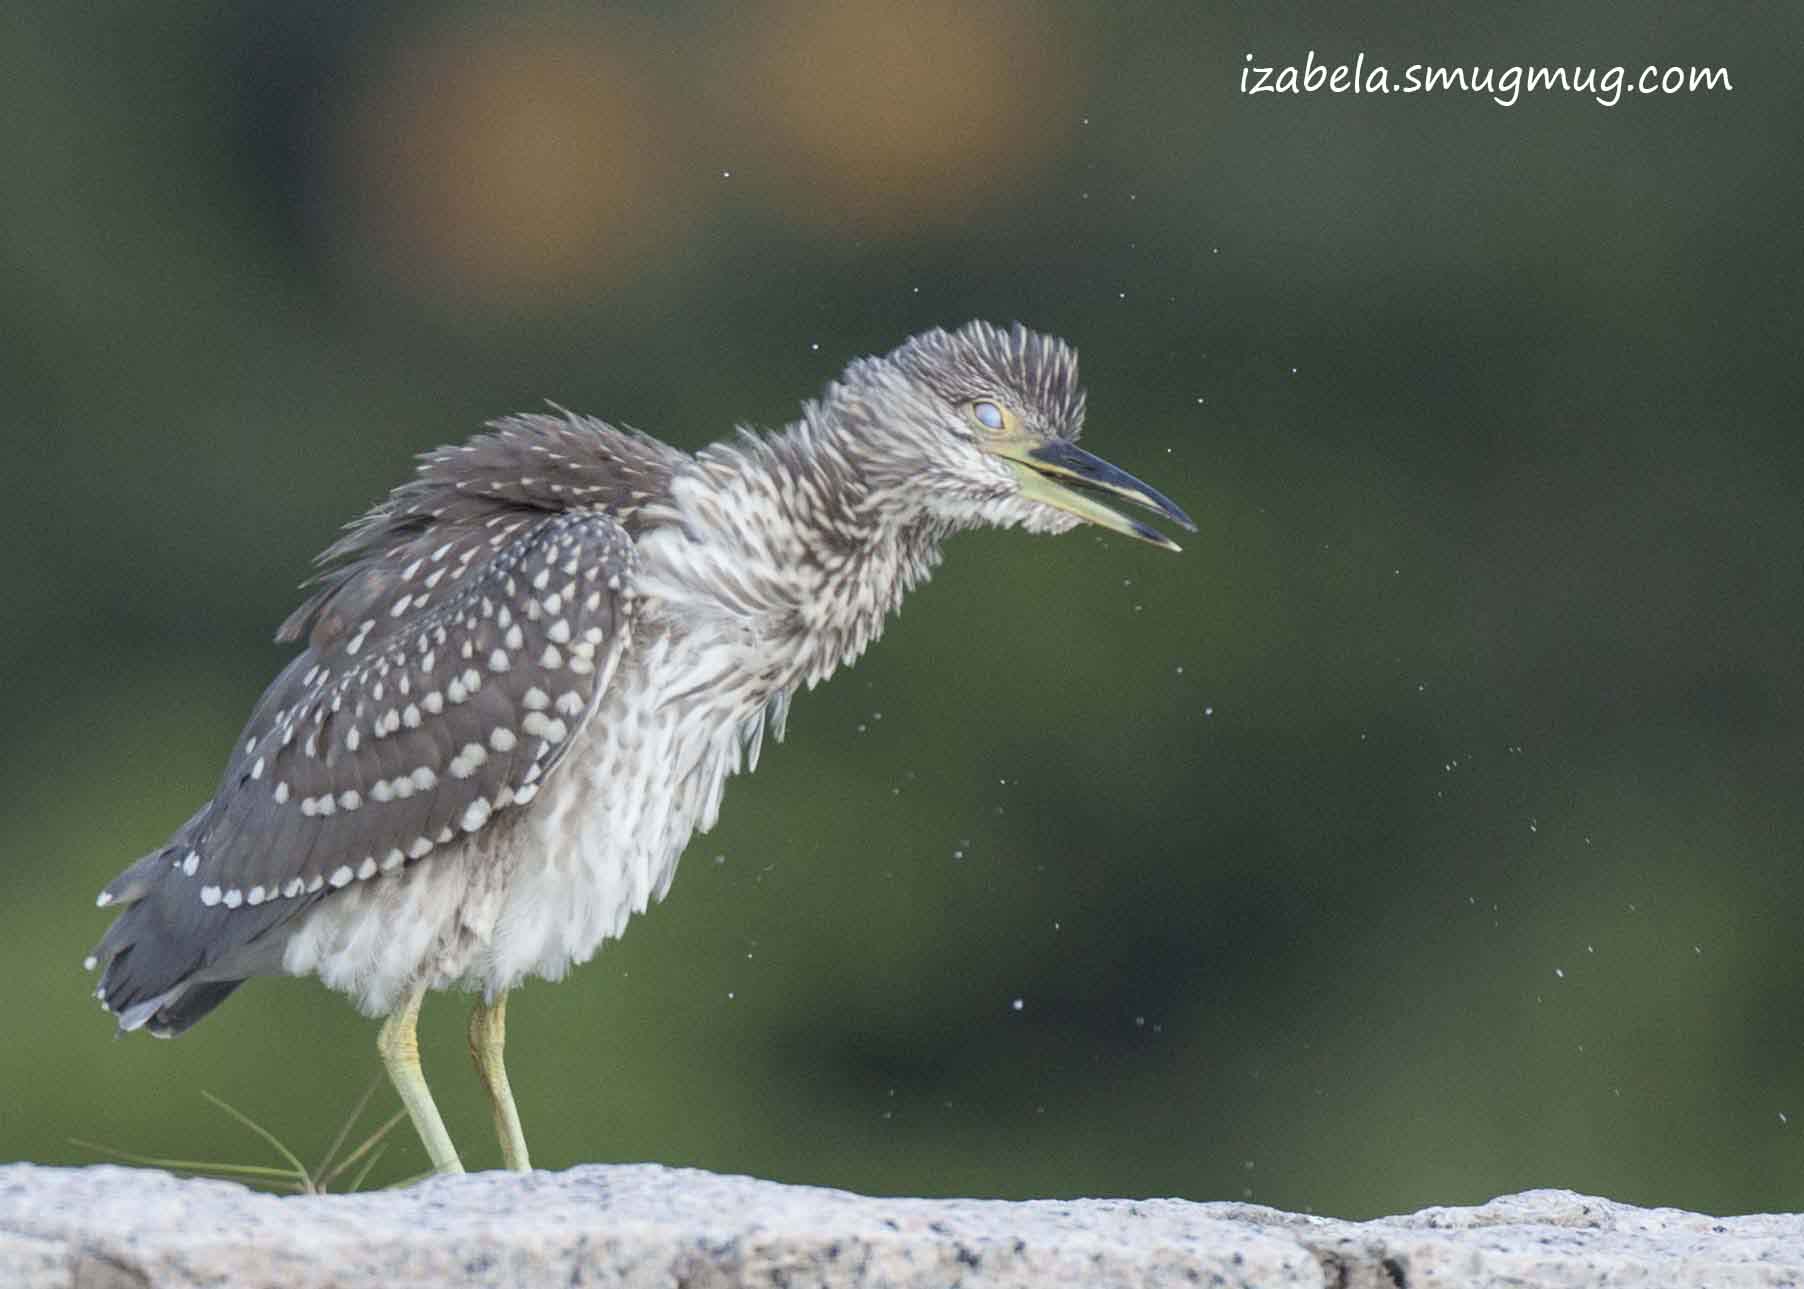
[2,1163,1799,1288]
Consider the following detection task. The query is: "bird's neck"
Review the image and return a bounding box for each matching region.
[635,417,949,696]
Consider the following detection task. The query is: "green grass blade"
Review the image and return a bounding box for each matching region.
[68,1138,304,1187]
[199,1090,310,1182]
[322,1108,407,1190]
[314,1076,382,1185]
[345,1143,388,1193]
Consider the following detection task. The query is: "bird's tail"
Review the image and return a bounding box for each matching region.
[87,813,245,1036]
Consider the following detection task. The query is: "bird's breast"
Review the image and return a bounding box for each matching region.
[472,625,778,993]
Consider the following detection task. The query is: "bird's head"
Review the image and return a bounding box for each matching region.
[822,320,1194,550]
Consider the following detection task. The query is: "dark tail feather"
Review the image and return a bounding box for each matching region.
[90,838,221,1036]
[91,865,295,1036]
[143,980,246,1037]
[90,879,208,1033]
[90,807,295,1038]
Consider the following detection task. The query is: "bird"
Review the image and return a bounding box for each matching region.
[86,321,1194,1176]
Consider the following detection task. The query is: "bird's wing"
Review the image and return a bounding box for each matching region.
[275,410,681,649]
[204,508,635,903]
[91,508,636,1026]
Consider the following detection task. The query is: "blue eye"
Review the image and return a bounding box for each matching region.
[972,401,1005,431]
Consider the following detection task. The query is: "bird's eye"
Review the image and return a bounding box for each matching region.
[970,400,1006,432]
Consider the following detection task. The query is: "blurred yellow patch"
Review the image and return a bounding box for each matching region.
[729,0,1078,230]
[334,15,689,305]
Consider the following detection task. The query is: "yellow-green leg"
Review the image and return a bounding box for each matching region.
[377,984,464,1175]
[469,991,532,1171]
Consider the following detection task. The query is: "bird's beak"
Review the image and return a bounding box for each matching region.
[992,438,1197,552]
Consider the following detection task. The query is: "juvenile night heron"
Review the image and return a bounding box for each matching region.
[87,321,1193,1175]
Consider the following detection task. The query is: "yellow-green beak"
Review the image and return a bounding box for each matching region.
[993,438,1196,552]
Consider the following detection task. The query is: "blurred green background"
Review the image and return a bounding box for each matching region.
[4,1,1800,1219]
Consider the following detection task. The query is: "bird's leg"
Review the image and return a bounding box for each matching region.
[468,990,531,1171]
[377,984,464,1175]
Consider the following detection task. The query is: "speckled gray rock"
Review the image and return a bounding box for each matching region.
[1,1164,1800,1289]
